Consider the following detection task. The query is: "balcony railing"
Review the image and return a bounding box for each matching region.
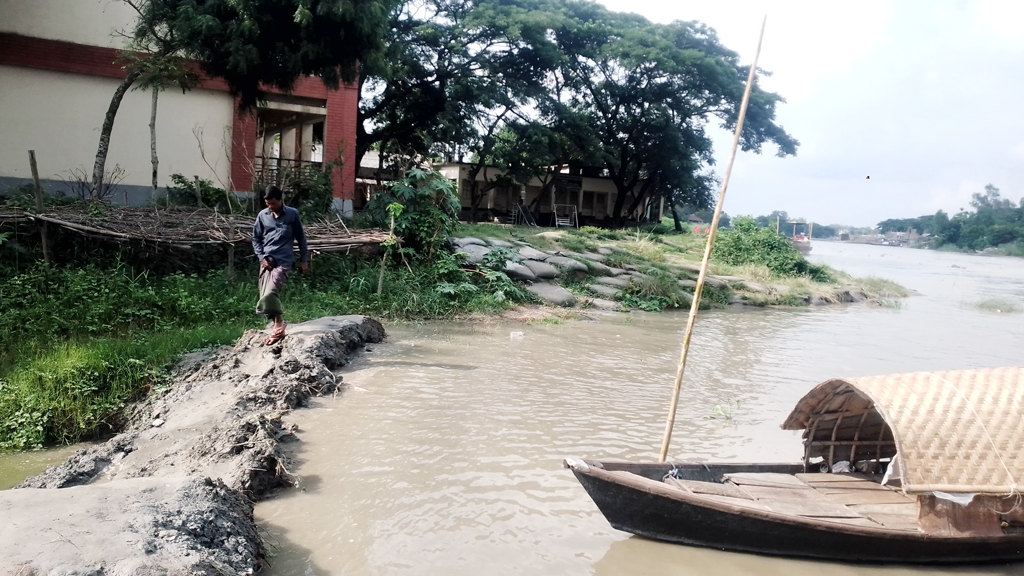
[253,156,324,189]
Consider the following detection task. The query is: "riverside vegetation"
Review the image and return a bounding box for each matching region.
[0,173,903,451]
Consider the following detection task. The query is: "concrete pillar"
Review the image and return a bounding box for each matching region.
[261,132,276,160]
[331,198,354,218]
[300,122,315,162]
[280,126,297,166]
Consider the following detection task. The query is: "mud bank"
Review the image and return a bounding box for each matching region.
[1,316,384,576]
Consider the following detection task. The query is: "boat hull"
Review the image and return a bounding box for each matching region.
[793,240,812,253]
[570,461,1024,564]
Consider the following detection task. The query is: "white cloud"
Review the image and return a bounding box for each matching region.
[590,0,1024,226]
[971,0,1024,45]
[595,0,894,103]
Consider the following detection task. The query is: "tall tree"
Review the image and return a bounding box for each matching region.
[90,0,398,200]
[360,0,561,222]
[970,184,1015,211]
[549,3,798,227]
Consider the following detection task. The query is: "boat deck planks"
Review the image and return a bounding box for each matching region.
[815,516,888,529]
[698,494,772,512]
[822,490,916,506]
[664,476,753,499]
[795,472,878,484]
[736,485,822,502]
[856,511,921,531]
[811,481,895,493]
[724,473,810,489]
[663,471,923,532]
[762,498,865,518]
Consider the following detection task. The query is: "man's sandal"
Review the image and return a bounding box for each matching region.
[263,326,286,346]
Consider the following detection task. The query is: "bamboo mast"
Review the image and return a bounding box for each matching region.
[658,17,768,463]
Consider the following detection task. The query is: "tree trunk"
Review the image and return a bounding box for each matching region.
[527,179,550,221]
[92,67,143,201]
[469,180,479,223]
[670,198,683,232]
[150,88,159,201]
[625,188,650,224]
[610,186,630,228]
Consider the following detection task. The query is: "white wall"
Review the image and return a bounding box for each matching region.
[0,65,234,190]
[0,0,137,48]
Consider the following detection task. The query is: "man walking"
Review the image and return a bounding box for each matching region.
[252,185,308,345]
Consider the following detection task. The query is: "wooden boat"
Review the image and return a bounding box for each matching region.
[567,367,1024,563]
[791,234,812,253]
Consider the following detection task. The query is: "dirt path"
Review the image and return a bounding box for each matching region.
[1,315,384,576]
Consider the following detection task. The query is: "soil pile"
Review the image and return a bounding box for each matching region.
[2,315,385,575]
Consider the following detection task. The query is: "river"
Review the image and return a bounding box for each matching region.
[253,242,1024,575]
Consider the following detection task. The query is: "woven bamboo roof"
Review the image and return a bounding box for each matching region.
[782,368,1024,495]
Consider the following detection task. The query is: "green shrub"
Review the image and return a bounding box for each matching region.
[714,217,832,282]
[165,173,240,212]
[364,168,460,255]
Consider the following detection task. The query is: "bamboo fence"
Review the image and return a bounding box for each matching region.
[0,206,392,254]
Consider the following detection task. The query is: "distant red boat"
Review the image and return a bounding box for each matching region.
[792,235,812,253]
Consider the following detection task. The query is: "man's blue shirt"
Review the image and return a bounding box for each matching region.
[252,206,308,267]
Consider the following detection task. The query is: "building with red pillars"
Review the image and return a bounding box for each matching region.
[0,1,359,215]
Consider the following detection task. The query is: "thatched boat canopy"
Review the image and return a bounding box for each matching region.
[782,367,1024,495]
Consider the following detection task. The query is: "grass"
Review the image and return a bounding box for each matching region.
[935,244,973,254]
[460,222,908,311]
[973,298,1019,313]
[0,327,239,450]
[452,222,544,246]
[854,276,909,298]
[620,232,667,263]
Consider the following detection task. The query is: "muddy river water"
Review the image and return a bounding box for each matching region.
[254,242,1024,576]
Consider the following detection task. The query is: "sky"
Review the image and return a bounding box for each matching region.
[595,0,1024,227]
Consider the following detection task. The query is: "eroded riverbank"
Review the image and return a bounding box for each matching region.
[0,316,383,575]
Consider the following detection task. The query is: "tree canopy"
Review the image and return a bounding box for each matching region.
[356,0,561,164]
[89,0,399,200]
[129,0,400,109]
[544,3,798,226]
[359,0,798,225]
